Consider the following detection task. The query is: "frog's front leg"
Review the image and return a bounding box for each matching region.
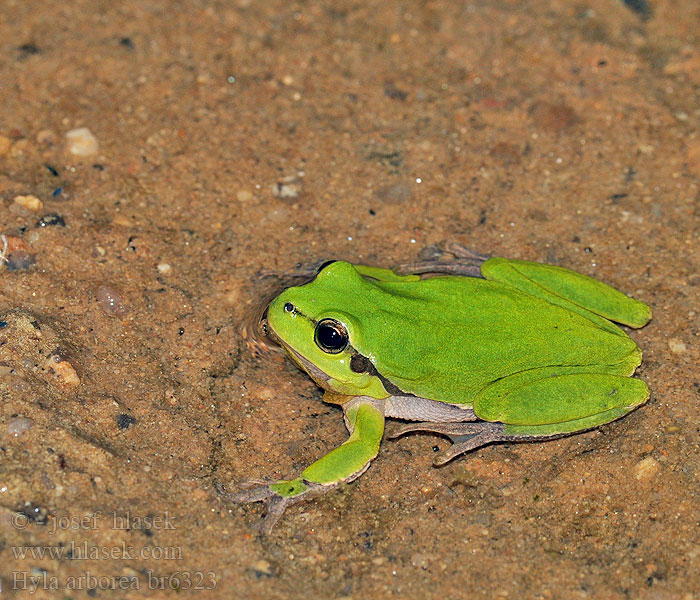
[217,398,385,534]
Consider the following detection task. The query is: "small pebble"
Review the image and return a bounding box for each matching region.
[36,214,66,228]
[157,263,171,274]
[668,337,687,355]
[249,560,274,577]
[116,413,137,429]
[272,174,303,200]
[66,127,99,157]
[410,553,433,570]
[49,360,81,387]
[634,456,660,481]
[7,417,34,437]
[96,284,129,317]
[236,190,253,202]
[13,195,43,212]
[0,135,11,156]
[3,236,36,271]
[5,250,36,271]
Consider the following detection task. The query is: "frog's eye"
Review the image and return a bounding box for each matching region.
[314,319,348,354]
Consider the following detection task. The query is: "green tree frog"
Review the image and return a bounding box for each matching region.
[218,245,651,533]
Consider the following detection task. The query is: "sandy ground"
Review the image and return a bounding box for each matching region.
[1,0,699,598]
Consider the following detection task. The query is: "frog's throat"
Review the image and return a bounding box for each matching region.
[278,342,333,389]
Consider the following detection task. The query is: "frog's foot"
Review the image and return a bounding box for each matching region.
[389,421,509,466]
[215,479,328,535]
[396,243,489,278]
[442,242,490,261]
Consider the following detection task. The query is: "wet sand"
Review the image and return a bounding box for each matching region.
[1,1,699,598]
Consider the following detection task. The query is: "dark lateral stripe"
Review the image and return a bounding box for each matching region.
[350,351,410,396]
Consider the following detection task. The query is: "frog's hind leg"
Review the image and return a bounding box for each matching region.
[480,256,651,328]
[473,372,649,436]
[389,421,511,466]
[390,371,649,466]
[395,243,489,278]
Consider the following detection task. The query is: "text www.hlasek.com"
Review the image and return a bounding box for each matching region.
[12,541,183,561]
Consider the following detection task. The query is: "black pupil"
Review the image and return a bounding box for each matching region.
[284,302,294,312]
[318,324,342,348]
[315,320,347,353]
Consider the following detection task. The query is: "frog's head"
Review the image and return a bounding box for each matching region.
[264,261,390,399]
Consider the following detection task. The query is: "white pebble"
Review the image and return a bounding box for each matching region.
[272,181,300,199]
[668,337,687,355]
[7,417,34,437]
[66,127,99,156]
[157,263,172,274]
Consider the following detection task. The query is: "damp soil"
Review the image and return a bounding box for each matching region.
[1,1,699,598]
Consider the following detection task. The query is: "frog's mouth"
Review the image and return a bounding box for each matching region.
[262,315,332,390]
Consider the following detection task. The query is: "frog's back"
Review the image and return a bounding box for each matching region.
[354,275,640,404]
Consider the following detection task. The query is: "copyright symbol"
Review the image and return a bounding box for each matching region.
[11,512,29,530]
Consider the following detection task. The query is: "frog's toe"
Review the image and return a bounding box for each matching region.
[396,243,488,277]
[255,496,293,535]
[442,242,489,261]
[214,480,275,504]
[389,421,510,465]
[216,479,313,534]
[432,424,507,466]
[238,478,273,490]
[389,421,491,439]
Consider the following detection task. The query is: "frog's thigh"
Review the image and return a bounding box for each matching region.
[473,372,649,438]
[481,257,651,328]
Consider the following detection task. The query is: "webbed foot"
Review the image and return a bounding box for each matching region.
[215,479,327,535]
[389,421,508,466]
[395,242,489,277]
